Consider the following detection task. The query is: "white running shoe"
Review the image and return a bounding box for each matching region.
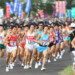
[63,49,65,53]
[35,63,38,69]
[48,59,51,63]
[41,67,46,71]
[27,64,29,69]
[21,63,24,67]
[59,55,62,59]
[61,51,63,56]
[12,63,15,67]
[54,58,57,62]
[6,67,9,72]
[38,61,41,66]
[56,56,59,59]
[24,65,27,69]
[10,63,13,69]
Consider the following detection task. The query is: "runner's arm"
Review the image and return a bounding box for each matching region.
[35,34,41,44]
[4,35,10,44]
[71,37,75,49]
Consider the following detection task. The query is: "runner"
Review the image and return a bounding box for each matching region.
[21,25,29,66]
[0,25,6,58]
[48,26,55,63]
[4,25,18,72]
[24,23,37,69]
[34,22,44,68]
[54,24,61,61]
[36,25,49,71]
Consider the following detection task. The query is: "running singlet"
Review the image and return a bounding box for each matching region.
[50,33,54,43]
[8,35,17,47]
[26,32,35,44]
[37,29,43,35]
[54,29,60,41]
[39,33,49,47]
[0,32,5,44]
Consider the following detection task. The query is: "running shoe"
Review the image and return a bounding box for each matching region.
[21,63,24,67]
[6,67,9,72]
[54,58,57,62]
[41,67,46,71]
[48,59,51,63]
[24,65,27,69]
[29,65,32,69]
[35,63,38,69]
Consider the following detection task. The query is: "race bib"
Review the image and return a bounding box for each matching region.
[50,38,53,42]
[10,42,16,46]
[40,40,48,46]
[27,40,34,44]
[56,34,58,40]
[56,37,58,40]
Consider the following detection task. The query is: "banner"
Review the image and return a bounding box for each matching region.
[0,9,3,17]
[67,9,71,18]
[39,10,44,19]
[25,0,31,13]
[55,1,66,14]
[13,0,18,13]
[18,3,23,17]
[71,7,75,18]
[52,5,56,18]
[5,2,13,14]
[22,12,25,17]
[59,13,63,18]
[6,5,10,19]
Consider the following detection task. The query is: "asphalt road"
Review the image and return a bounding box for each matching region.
[0,48,72,75]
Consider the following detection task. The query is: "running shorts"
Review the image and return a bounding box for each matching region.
[0,44,6,49]
[6,45,17,53]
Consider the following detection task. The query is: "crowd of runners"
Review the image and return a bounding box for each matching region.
[0,16,74,72]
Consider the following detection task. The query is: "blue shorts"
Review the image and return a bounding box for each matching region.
[37,46,48,53]
[55,40,59,44]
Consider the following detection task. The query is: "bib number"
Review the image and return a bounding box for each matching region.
[40,40,48,46]
[10,42,16,46]
[50,38,53,42]
[56,37,58,40]
[28,41,34,44]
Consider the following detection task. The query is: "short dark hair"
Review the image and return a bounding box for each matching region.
[24,25,29,28]
[29,23,35,28]
[44,25,48,28]
[50,26,54,29]
[38,21,44,26]
[18,25,22,29]
[11,25,17,29]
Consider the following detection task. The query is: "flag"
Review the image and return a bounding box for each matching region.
[59,13,63,18]
[22,12,25,17]
[5,2,13,14]
[18,3,23,17]
[6,5,10,19]
[55,1,66,14]
[67,9,70,18]
[52,5,56,18]
[39,10,44,19]
[25,0,31,13]
[13,0,18,13]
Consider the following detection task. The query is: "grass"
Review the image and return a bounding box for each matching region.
[59,65,73,75]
